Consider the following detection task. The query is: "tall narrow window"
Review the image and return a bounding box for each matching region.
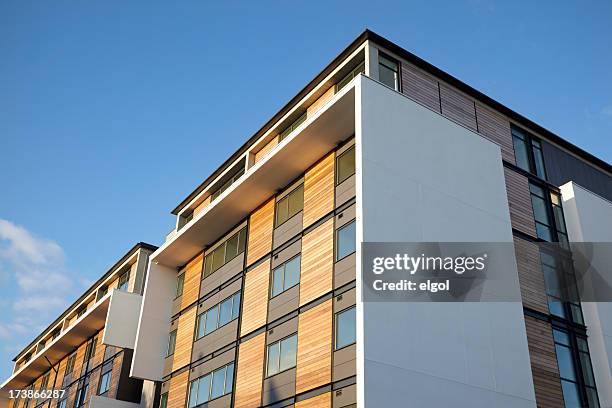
[117,270,130,292]
[336,61,365,93]
[336,220,356,261]
[74,379,89,408]
[65,353,76,376]
[98,369,111,395]
[511,126,547,179]
[378,54,399,90]
[271,255,301,297]
[336,146,355,185]
[175,273,185,298]
[335,307,356,349]
[529,182,568,245]
[541,251,584,324]
[166,330,177,357]
[553,329,600,408]
[159,393,168,408]
[275,185,304,226]
[266,335,297,377]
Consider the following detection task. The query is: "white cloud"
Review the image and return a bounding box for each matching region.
[0,219,74,351]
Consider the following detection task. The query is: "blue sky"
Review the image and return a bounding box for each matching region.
[0,1,610,379]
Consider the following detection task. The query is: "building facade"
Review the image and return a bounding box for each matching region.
[2,30,611,408]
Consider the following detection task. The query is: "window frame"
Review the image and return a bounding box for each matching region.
[211,167,245,201]
[529,182,568,245]
[166,330,177,357]
[335,220,357,262]
[335,61,365,93]
[335,306,356,350]
[187,362,235,407]
[511,125,547,180]
[175,272,185,299]
[279,112,307,142]
[336,145,355,185]
[159,393,168,408]
[275,184,304,227]
[97,370,111,395]
[117,269,130,292]
[378,53,400,91]
[266,334,298,378]
[196,292,241,340]
[203,228,247,279]
[270,255,301,298]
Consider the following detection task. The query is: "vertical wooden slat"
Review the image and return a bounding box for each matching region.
[254,137,279,164]
[234,332,266,408]
[167,370,189,408]
[514,237,548,313]
[300,219,334,306]
[401,62,441,113]
[240,259,270,336]
[440,83,477,131]
[525,316,564,408]
[504,168,537,237]
[295,392,331,408]
[296,299,333,394]
[180,253,203,310]
[303,153,335,229]
[247,198,275,266]
[475,103,515,164]
[172,306,196,371]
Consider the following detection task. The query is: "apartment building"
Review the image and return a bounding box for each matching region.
[3,30,612,408]
[1,243,157,408]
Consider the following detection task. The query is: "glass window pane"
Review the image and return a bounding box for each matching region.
[212,245,226,271]
[160,394,168,408]
[225,363,234,393]
[561,380,582,408]
[272,267,284,297]
[287,186,304,217]
[205,306,219,335]
[219,298,233,327]
[535,223,553,242]
[188,380,199,408]
[529,183,545,198]
[336,221,356,260]
[204,255,213,278]
[237,228,246,254]
[548,297,566,318]
[197,314,206,339]
[267,343,280,376]
[576,337,589,353]
[554,329,571,346]
[176,274,184,297]
[226,235,238,261]
[531,196,549,225]
[231,292,241,319]
[532,146,547,179]
[542,264,563,297]
[580,352,596,387]
[553,206,567,233]
[167,331,176,356]
[284,256,301,290]
[336,307,356,349]
[379,65,397,89]
[337,146,355,185]
[586,387,600,408]
[556,345,577,381]
[210,368,225,399]
[279,335,297,372]
[196,374,211,405]
[276,198,289,226]
[512,135,531,172]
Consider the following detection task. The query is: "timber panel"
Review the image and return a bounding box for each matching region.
[167,370,189,408]
[235,332,266,408]
[514,237,548,314]
[172,306,196,371]
[525,316,564,408]
[240,259,270,336]
[247,198,275,266]
[504,168,537,237]
[300,218,334,306]
[193,196,211,218]
[296,392,331,408]
[296,299,333,394]
[475,103,515,164]
[254,137,279,164]
[401,62,441,113]
[440,83,477,131]
[303,153,335,229]
[90,330,105,368]
[307,86,335,117]
[180,253,203,310]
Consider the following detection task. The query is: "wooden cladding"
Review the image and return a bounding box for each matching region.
[247,198,275,266]
[401,62,441,113]
[440,83,477,131]
[235,332,266,408]
[172,306,196,371]
[303,153,335,229]
[307,86,335,118]
[475,103,515,164]
[193,196,211,218]
[179,253,203,310]
[514,237,548,314]
[525,316,564,408]
[295,392,331,408]
[240,259,270,336]
[300,218,334,306]
[254,137,279,164]
[167,370,190,408]
[504,168,537,237]
[296,299,333,394]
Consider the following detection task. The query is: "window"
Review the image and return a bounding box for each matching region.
[77,308,86,318]
[336,146,355,185]
[275,185,304,227]
[58,399,67,408]
[529,183,568,245]
[187,362,234,407]
[175,273,185,298]
[336,307,356,349]
[52,330,61,340]
[159,393,168,408]
[378,54,399,90]
[512,126,547,180]
[166,330,177,357]
[98,371,111,394]
[271,255,301,297]
[84,337,97,363]
[279,112,307,141]
[196,292,241,339]
[266,334,297,377]
[336,220,356,261]
[117,270,130,292]
[541,251,583,324]
[336,61,365,93]
[40,372,49,389]
[211,168,245,201]
[74,380,88,408]
[203,228,247,279]
[65,353,76,375]
[553,329,600,408]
